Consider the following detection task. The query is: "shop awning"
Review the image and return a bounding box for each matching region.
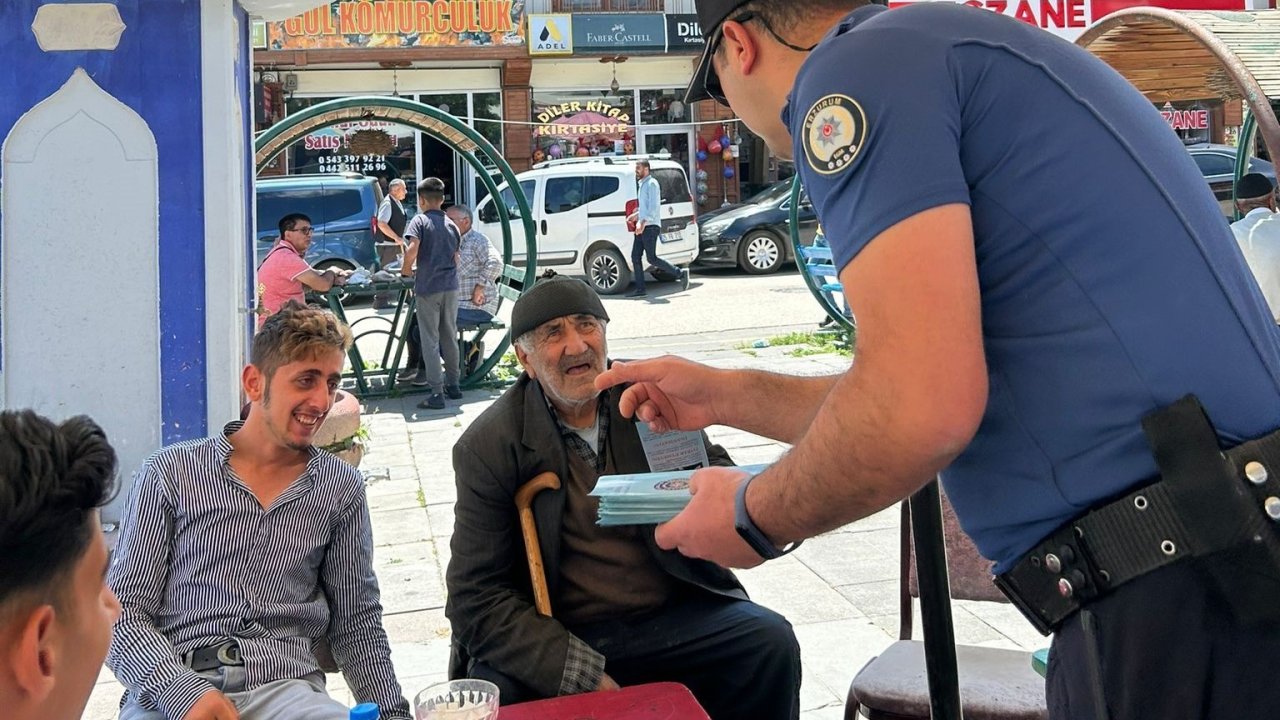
[240,0,328,22]
[1079,9,1280,103]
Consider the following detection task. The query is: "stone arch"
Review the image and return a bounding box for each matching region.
[1,68,161,505]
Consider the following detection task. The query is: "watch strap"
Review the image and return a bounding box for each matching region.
[734,473,803,560]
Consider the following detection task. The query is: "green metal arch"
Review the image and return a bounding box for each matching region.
[254,96,535,387]
[789,176,856,334]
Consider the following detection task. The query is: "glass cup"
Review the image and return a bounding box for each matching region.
[414,679,500,720]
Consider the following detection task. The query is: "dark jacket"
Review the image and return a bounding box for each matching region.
[445,373,746,697]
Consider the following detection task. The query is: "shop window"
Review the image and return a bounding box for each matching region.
[545,177,587,214]
[639,89,690,125]
[532,90,636,164]
[474,91,504,158]
[283,96,415,185]
[586,176,620,203]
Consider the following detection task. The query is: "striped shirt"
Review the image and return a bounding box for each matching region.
[106,422,411,719]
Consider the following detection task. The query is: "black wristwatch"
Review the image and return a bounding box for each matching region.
[734,473,802,560]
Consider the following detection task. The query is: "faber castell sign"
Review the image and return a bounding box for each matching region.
[269,1,526,49]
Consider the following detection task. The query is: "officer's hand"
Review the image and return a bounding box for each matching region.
[594,357,722,433]
[596,673,621,692]
[655,466,763,569]
[183,690,240,720]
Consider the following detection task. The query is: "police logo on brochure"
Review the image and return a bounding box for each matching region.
[802,94,867,175]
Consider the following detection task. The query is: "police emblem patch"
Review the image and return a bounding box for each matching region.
[802,94,867,175]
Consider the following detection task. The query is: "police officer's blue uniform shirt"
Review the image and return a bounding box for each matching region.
[786,3,1280,571]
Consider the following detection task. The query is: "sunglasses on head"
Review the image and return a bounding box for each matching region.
[702,11,818,107]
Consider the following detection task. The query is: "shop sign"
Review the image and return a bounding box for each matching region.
[535,100,632,137]
[303,120,402,174]
[1162,106,1209,131]
[251,19,269,50]
[573,14,666,52]
[529,14,573,56]
[886,0,1244,41]
[666,14,704,48]
[267,0,525,50]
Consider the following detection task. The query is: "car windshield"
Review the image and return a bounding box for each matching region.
[745,182,794,205]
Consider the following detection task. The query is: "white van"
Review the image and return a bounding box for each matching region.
[474,155,698,294]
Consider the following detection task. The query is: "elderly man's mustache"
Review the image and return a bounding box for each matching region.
[558,349,599,373]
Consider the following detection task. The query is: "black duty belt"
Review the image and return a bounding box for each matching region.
[183,641,243,672]
[996,395,1280,635]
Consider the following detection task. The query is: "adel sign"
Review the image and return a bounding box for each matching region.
[888,0,1246,41]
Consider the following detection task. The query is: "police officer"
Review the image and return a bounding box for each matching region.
[595,1,1280,717]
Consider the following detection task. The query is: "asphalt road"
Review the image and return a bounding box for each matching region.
[343,264,829,367]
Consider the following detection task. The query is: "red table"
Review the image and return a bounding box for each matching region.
[497,682,710,719]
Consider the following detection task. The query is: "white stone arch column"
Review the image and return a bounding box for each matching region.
[1,68,161,499]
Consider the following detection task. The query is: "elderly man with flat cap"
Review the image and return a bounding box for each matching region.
[1231,172,1280,322]
[444,272,800,719]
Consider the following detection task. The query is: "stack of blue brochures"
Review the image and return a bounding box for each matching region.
[590,464,769,526]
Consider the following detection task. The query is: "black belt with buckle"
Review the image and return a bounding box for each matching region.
[996,395,1280,635]
[184,641,243,672]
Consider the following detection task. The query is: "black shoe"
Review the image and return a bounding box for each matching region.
[418,394,445,410]
[628,288,647,297]
[680,268,690,292]
[410,373,431,387]
[444,384,463,400]
[818,316,835,328]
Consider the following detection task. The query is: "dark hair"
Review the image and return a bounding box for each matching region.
[0,411,117,609]
[723,0,867,38]
[278,212,312,238]
[251,300,354,383]
[418,177,446,202]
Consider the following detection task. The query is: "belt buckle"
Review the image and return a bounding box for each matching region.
[216,642,242,666]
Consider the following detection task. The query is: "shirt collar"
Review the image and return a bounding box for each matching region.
[1245,207,1275,220]
[217,419,320,466]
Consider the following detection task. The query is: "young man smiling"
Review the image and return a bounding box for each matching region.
[108,302,411,720]
[0,410,120,720]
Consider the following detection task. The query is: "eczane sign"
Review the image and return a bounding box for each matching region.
[888,0,1246,41]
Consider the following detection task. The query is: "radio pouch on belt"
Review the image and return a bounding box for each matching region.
[1142,395,1280,628]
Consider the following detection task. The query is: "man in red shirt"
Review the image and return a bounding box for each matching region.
[256,213,351,328]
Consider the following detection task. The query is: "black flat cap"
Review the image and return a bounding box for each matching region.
[684,0,753,104]
[1236,172,1274,200]
[511,272,609,340]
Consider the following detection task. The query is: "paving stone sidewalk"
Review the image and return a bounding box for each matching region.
[83,339,1045,720]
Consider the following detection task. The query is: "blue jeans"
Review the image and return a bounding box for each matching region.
[119,667,347,720]
[471,592,801,720]
[631,226,680,292]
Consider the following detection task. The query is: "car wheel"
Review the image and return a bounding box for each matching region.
[738,231,784,274]
[585,246,633,295]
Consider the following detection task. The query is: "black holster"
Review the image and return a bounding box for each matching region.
[996,395,1280,634]
[1152,395,1280,629]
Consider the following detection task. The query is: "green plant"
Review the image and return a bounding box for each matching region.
[768,330,852,357]
[416,487,426,508]
[490,350,523,383]
[318,423,370,454]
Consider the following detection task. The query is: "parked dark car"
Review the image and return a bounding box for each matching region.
[694,181,819,274]
[255,172,384,271]
[1187,143,1276,217]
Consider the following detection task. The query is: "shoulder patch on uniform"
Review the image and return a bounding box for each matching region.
[802,94,868,176]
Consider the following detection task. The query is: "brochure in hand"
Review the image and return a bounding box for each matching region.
[590,464,770,527]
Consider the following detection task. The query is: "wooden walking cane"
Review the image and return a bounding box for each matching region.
[515,472,561,617]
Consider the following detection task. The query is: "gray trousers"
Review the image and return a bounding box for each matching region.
[119,667,347,720]
[416,291,459,392]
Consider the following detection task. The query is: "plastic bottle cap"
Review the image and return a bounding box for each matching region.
[349,703,380,720]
